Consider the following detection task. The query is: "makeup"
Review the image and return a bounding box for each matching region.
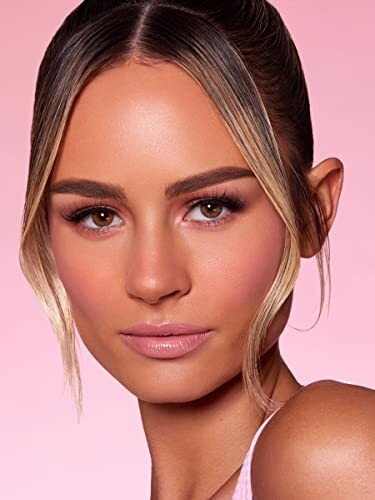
[120,328,214,359]
[58,187,247,236]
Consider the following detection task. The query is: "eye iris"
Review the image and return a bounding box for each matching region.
[201,201,222,218]
[92,209,114,227]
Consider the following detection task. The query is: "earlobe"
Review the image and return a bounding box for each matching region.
[300,157,344,258]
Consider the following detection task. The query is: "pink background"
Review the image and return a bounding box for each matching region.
[1,1,374,498]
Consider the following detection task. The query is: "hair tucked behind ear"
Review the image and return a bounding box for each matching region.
[19,0,330,420]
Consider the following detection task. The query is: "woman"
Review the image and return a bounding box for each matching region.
[19,0,375,498]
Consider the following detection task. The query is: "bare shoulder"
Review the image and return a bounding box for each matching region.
[251,379,375,500]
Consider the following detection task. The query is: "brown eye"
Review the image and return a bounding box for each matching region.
[91,208,115,227]
[199,201,224,219]
[185,192,247,226]
[187,199,229,222]
[64,206,123,233]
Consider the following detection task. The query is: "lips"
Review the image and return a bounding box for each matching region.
[121,322,211,336]
[119,326,214,359]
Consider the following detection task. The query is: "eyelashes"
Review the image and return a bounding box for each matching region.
[60,188,247,236]
[62,204,123,235]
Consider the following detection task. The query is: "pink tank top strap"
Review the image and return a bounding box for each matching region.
[232,405,283,500]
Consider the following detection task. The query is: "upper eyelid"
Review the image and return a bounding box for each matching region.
[65,190,241,212]
[65,198,224,220]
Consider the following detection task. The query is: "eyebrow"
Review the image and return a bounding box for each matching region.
[47,165,255,201]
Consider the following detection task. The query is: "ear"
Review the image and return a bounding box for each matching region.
[300,157,344,258]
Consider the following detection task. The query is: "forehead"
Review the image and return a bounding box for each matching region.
[51,60,247,185]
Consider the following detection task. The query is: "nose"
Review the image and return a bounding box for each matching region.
[125,226,191,306]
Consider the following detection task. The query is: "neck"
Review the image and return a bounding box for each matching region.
[138,342,301,500]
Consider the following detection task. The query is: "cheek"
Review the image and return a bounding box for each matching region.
[49,223,117,325]
[198,211,286,322]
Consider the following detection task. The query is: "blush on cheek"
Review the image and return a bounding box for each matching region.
[49,229,110,320]
[206,215,286,328]
[56,257,99,317]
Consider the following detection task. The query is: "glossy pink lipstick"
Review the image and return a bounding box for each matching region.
[119,323,214,359]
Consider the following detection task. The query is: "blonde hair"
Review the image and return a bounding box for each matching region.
[19,0,330,421]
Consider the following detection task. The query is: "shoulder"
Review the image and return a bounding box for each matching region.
[251,379,375,499]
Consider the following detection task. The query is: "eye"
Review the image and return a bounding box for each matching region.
[62,206,123,234]
[187,200,230,223]
[60,188,247,235]
[185,190,247,226]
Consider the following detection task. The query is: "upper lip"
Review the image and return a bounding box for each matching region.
[121,323,212,336]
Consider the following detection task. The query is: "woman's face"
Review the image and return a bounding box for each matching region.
[47,61,289,403]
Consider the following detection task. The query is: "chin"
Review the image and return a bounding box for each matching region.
[115,371,219,404]
[117,365,243,405]
[130,382,213,404]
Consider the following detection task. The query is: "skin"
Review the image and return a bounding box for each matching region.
[252,381,375,499]
[46,60,375,499]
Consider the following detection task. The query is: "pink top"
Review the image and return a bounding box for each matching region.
[231,405,283,499]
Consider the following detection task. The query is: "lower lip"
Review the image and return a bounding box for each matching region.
[120,331,214,359]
